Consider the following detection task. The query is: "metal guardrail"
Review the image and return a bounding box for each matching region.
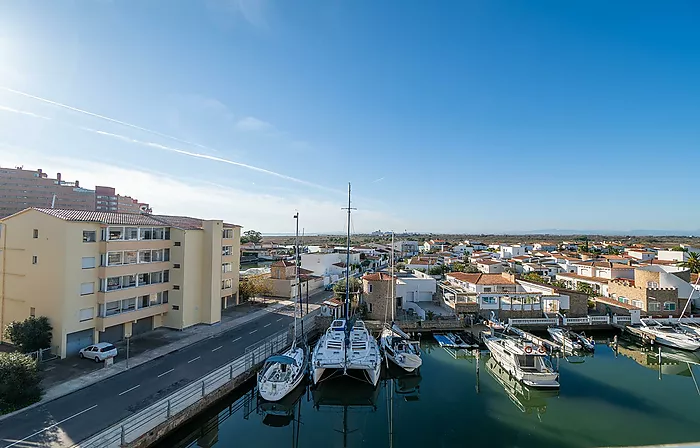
[26,346,59,363]
[74,311,319,448]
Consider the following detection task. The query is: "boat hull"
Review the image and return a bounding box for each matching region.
[484,337,559,389]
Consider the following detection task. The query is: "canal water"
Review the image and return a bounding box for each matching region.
[155,335,700,448]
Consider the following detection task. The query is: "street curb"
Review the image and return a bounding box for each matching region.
[0,300,297,422]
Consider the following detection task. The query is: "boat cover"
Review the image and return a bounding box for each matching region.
[265,355,296,365]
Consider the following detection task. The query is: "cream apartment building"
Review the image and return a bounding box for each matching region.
[0,208,240,358]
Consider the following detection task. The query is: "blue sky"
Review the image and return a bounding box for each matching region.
[0,1,699,233]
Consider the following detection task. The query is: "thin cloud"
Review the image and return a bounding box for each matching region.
[79,127,340,193]
[0,86,217,153]
[0,105,52,120]
[234,116,273,132]
[372,177,385,183]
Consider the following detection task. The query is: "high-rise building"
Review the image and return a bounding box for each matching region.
[0,166,151,218]
[0,208,240,358]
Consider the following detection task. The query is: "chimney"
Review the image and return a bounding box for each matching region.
[38,168,42,174]
[75,180,79,187]
[57,172,61,182]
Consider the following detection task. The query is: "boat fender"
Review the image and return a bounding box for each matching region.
[538,346,546,354]
[525,346,533,354]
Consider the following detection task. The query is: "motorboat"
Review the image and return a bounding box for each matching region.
[483,333,559,389]
[635,321,700,351]
[485,357,559,416]
[434,332,472,349]
[547,327,581,351]
[312,318,382,385]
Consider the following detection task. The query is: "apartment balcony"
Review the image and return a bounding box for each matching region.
[99,239,170,252]
[97,283,170,304]
[98,261,171,278]
[95,303,169,332]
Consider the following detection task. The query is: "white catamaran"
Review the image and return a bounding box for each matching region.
[483,333,560,389]
[380,233,422,373]
[258,213,308,402]
[311,184,382,386]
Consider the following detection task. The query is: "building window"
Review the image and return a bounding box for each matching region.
[163,270,169,282]
[173,263,181,269]
[172,305,180,311]
[32,255,38,264]
[138,272,151,286]
[222,263,232,273]
[33,229,38,238]
[107,276,121,291]
[125,227,139,240]
[83,231,97,243]
[222,228,233,239]
[81,257,96,269]
[107,252,122,266]
[632,300,643,309]
[139,250,152,263]
[124,250,137,264]
[663,302,676,311]
[164,248,170,261]
[122,274,137,288]
[174,242,181,247]
[30,307,36,317]
[648,301,661,312]
[79,307,94,322]
[221,278,233,290]
[482,296,497,304]
[368,303,373,313]
[80,282,95,295]
[368,284,373,293]
[483,287,492,293]
[173,285,180,290]
[108,227,123,240]
[222,246,233,256]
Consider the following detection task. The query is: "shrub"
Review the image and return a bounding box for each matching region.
[3,316,52,353]
[0,352,42,414]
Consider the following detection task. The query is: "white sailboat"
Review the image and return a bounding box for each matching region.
[380,232,423,373]
[258,213,308,402]
[636,320,700,351]
[311,184,382,386]
[483,333,560,389]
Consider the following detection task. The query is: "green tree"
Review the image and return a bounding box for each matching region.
[428,265,444,276]
[239,275,273,301]
[395,262,406,271]
[522,272,545,283]
[240,230,263,244]
[0,352,42,414]
[551,280,567,289]
[576,283,597,298]
[679,252,700,274]
[671,246,689,252]
[333,277,362,299]
[464,264,480,273]
[451,263,466,272]
[3,316,52,353]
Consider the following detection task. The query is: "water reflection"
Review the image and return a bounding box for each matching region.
[485,357,559,419]
[258,380,307,428]
[614,339,700,382]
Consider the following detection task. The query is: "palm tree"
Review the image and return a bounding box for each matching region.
[679,252,700,274]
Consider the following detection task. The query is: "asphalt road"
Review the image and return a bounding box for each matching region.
[0,292,331,448]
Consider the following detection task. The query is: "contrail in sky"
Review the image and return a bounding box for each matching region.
[0,86,215,153]
[0,86,340,193]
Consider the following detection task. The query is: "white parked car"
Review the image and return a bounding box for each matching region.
[79,342,118,362]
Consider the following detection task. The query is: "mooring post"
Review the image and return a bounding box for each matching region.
[121,425,125,446]
[202,380,206,397]
[167,399,171,418]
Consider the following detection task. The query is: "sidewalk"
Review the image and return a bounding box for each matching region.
[0,298,298,422]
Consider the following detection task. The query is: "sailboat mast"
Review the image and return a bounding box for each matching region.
[294,212,299,346]
[344,183,352,319]
[391,232,395,323]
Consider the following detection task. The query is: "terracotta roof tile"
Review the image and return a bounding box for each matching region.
[363,272,393,281]
[447,272,516,285]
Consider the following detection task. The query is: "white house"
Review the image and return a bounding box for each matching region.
[393,240,419,257]
[465,241,487,251]
[452,243,474,257]
[394,270,437,319]
[500,245,526,259]
[301,251,361,282]
[625,248,655,261]
[523,263,558,277]
[476,259,506,274]
[405,258,436,271]
[533,243,557,252]
[657,250,688,263]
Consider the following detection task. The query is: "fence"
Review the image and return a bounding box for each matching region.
[508,315,632,326]
[26,346,59,363]
[74,314,319,448]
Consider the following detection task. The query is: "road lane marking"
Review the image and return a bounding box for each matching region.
[157,368,175,378]
[212,346,223,352]
[118,385,140,396]
[188,356,201,363]
[249,329,258,334]
[276,318,283,322]
[5,404,98,447]
[232,337,242,343]
[264,323,271,328]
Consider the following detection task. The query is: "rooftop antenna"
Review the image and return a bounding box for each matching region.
[51,194,56,209]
